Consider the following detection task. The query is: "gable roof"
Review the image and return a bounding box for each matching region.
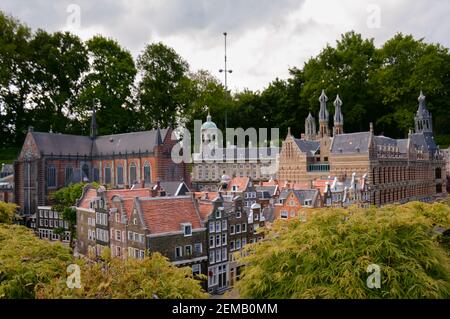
[152,181,190,196]
[28,128,169,157]
[138,196,202,235]
[226,177,250,192]
[293,138,320,155]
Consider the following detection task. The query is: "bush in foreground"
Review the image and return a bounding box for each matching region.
[236,201,450,298]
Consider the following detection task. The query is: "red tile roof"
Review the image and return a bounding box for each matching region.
[226,177,250,192]
[139,197,202,234]
[197,201,214,220]
[78,188,97,209]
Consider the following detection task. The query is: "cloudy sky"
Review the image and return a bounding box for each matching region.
[1,0,449,91]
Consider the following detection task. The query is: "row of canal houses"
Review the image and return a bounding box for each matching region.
[35,173,370,294]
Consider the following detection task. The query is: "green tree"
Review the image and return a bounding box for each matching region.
[0,12,32,147]
[78,36,137,135]
[0,201,17,224]
[28,30,89,135]
[237,201,450,298]
[137,42,191,129]
[0,224,73,298]
[36,253,207,299]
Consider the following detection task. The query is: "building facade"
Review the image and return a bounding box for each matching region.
[278,91,446,206]
[192,114,279,191]
[14,112,189,215]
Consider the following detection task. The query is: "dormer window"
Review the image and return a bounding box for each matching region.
[215,210,221,219]
[232,185,238,192]
[182,223,192,236]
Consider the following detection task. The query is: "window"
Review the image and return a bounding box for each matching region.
[144,162,151,184]
[209,250,215,264]
[232,185,238,192]
[215,210,221,219]
[222,220,227,230]
[209,235,215,248]
[49,220,53,227]
[183,223,192,236]
[215,221,221,232]
[230,225,235,234]
[209,222,215,233]
[129,163,137,184]
[242,223,247,232]
[216,235,221,246]
[236,239,241,250]
[115,230,121,241]
[221,233,227,245]
[175,246,183,258]
[49,211,53,218]
[128,231,133,240]
[194,243,202,254]
[185,245,192,256]
[236,224,241,233]
[215,249,221,262]
[65,167,73,185]
[222,248,227,261]
[82,164,90,180]
[93,167,99,182]
[242,238,247,247]
[47,166,56,187]
[104,166,111,184]
[236,210,241,218]
[230,240,235,250]
[192,264,201,276]
[117,165,124,184]
[255,214,259,220]
[39,210,43,218]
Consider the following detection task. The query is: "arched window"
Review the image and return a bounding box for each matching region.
[435,168,442,179]
[65,166,73,186]
[117,165,124,185]
[47,166,57,187]
[82,164,90,181]
[104,165,111,185]
[93,167,99,182]
[144,162,151,184]
[129,163,137,184]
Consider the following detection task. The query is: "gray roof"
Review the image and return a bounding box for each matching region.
[93,129,168,155]
[410,132,437,153]
[331,132,371,154]
[152,181,190,196]
[291,189,319,205]
[255,185,277,196]
[31,132,92,156]
[194,147,279,161]
[31,128,168,157]
[293,139,320,155]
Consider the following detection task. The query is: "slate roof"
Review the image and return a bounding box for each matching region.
[193,147,279,161]
[31,132,92,156]
[255,185,277,197]
[293,138,320,155]
[138,196,202,234]
[151,181,190,196]
[410,132,437,153]
[290,189,319,205]
[30,128,168,157]
[330,132,371,154]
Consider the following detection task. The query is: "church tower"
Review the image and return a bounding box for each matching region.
[333,94,344,135]
[318,90,330,138]
[414,91,433,134]
[304,112,316,141]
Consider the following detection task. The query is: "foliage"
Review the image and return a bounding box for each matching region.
[36,253,207,299]
[0,201,17,224]
[51,182,98,247]
[236,201,450,299]
[0,224,73,298]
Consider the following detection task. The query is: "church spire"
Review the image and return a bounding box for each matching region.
[333,94,344,135]
[318,90,329,137]
[304,112,316,141]
[90,101,98,140]
[414,91,433,133]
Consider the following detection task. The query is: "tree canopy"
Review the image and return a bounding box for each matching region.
[236,201,450,298]
[1,10,450,157]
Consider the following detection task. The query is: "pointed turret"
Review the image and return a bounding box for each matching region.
[333,94,344,135]
[414,91,433,133]
[318,90,330,137]
[304,112,316,141]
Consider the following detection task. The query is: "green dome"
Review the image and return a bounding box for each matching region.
[201,114,217,129]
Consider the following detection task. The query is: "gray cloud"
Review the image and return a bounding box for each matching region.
[1,0,449,90]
